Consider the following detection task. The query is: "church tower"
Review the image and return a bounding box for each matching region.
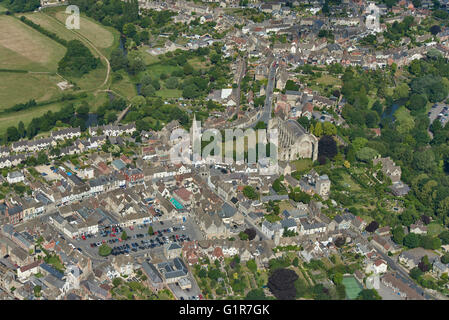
[191,113,202,164]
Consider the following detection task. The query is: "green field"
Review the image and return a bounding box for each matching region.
[342,276,362,300]
[156,88,182,98]
[111,72,138,99]
[0,72,62,109]
[49,7,119,56]
[0,6,124,134]
[145,63,182,79]
[0,15,66,72]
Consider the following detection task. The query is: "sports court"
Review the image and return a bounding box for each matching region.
[342,276,363,300]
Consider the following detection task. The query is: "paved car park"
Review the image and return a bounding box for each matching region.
[72,218,202,258]
[34,165,60,181]
[377,281,405,300]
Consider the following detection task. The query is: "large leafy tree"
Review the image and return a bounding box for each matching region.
[268,268,298,300]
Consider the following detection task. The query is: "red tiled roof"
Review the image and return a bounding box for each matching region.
[19,259,42,273]
[174,188,193,202]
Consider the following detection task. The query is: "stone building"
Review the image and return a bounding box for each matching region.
[269,117,318,161]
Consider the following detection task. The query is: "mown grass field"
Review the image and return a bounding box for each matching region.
[48,7,119,56]
[0,15,66,72]
[22,11,80,40]
[0,7,120,112]
[0,72,62,109]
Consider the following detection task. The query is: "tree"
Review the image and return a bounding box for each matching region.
[439,231,449,245]
[182,84,200,99]
[183,64,194,75]
[410,267,423,280]
[333,272,343,285]
[208,268,221,281]
[148,226,154,235]
[246,259,257,273]
[121,231,128,240]
[418,255,430,272]
[243,186,258,200]
[151,79,161,90]
[420,235,441,250]
[365,111,380,128]
[33,285,41,297]
[313,122,323,137]
[430,25,441,35]
[123,23,137,37]
[110,48,128,71]
[165,77,179,89]
[421,215,431,225]
[239,231,249,240]
[198,269,207,278]
[245,288,267,300]
[98,244,112,256]
[400,210,416,227]
[130,95,146,108]
[297,116,310,130]
[406,93,427,112]
[357,289,381,300]
[441,253,449,264]
[128,52,146,75]
[268,268,298,300]
[392,226,405,245]
[365,221,379,233]
[403,233,421,248]
[6,126,20,142]
[58,40,99,77]
[244,228,257,240]
[18,121,25,138]
[318,135,338,160]
[393,83,409,100]
[334,237,345,247]
[105,111,117,124]
[141,84,155,97]
[292,257,299,267]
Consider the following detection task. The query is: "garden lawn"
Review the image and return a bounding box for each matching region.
[292,159,313,172]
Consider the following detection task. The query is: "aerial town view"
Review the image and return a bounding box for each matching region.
[2,0,449,306]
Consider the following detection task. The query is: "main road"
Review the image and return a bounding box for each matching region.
[249,60,278,128]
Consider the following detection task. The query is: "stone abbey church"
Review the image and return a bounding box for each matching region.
[269,117,318,162]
